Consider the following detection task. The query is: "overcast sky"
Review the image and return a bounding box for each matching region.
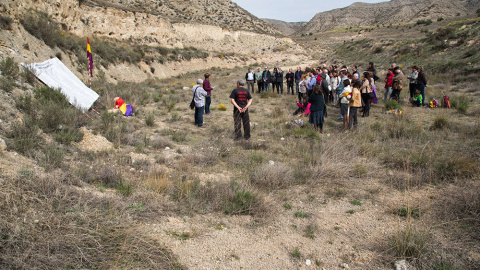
[230,0,389,22]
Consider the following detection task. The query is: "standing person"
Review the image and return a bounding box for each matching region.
[329,70,340,104]
[391,67,405,102]
[352,65,360,78]
[245,68,255,93]
[335,70,348,120]
[203,73,214,115]
[340,79,351,129]
[230,79,253,140]
[255,67,264,92]
[367,62,380,81]
[360,72,373,117]
[416,66,427,105]
[307,72,317,96]
[298,74,308,103]
[308,84,325,133]
[272,68,279,93]
[192,79,208,127]
[384,68,394,102]
[295,67,304,95]
[407,66,418,99]
[348,79,362,129]
[286,68,295,95]
[320,74,330,105]
[263,67,271,92]
[276,67,284,94]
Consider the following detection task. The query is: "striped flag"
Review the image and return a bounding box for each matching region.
[87,37,93,76]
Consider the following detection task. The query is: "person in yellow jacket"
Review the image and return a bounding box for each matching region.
[348,80,362,129]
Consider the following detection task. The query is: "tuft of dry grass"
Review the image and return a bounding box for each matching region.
[251,163,295,189]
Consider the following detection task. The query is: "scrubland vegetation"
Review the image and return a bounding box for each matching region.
[1,14,479,270]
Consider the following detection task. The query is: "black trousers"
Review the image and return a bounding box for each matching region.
[234,109,250,140]
[349,107,358,129]
[361,93,371,116]
[257,82,264,92]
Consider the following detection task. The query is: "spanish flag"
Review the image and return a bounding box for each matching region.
[87,37,93,76]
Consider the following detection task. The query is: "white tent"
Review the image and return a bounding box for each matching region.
[23,58,99,111]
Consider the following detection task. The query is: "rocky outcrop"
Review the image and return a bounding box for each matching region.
[262,19,307,36]
[84,0,282,36]
[299,0,480,34]
[0,0,307,82]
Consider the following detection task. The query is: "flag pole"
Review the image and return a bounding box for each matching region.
[87,37,93,89]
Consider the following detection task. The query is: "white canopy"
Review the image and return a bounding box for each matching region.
[23,58,99,111]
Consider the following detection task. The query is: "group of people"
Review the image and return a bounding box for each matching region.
[191,62,427,139]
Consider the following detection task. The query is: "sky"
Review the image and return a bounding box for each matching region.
[230,0,388,22]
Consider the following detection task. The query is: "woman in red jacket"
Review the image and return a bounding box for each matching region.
[383,68,394,102]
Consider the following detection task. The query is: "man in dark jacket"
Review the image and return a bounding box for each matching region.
[262,67,271,92]
[286,68,295,95]
[276,67,284,94]
[295,67,304,95]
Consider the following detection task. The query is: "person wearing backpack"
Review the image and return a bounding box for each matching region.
[192,79,208,127]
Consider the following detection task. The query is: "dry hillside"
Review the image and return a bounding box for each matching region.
[262,18,307,36]
[299,0,480,34]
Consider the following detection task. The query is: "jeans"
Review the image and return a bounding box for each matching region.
[264,81,270,91]
[295,81,300,94]
[287,83,294,95]
[276,82,283,94]
[195,106,204,127]
[234,109,250,140]
[417,84,426,104]
[384,87,392,102]
[205,95,211,114]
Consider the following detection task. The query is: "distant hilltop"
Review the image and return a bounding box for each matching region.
[262,0,480,34]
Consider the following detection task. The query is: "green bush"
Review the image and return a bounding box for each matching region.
[0,57,19,79]
[225,190,258,215]
[385,100,403,110]
[450,96,469,114]
[8,117,43,155]
[0,76,16,92]
[44,143,64,171]
[431,115,449,129]
[0,15,13,30]
[416,19,432,26]
[54,128,84,144]
[145,113,155,127]
[20,66,37,85]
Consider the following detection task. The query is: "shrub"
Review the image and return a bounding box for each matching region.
[7,117,43,155]
[251,163,294,189]
[291,247,301,259]
[431,115,448,130]
[0,57,19,79]
[54,128,84,144]
[391,226,429,260]
[224,190,258,215]
[0,15,13,30]
[145,113,155,127]
[416,19,432,26]
[20,66,37,85]
[43,143,64,171]
[450,96,469,114]
[385,100,403,110]
[437,17,444,22]
[0,76,16,92]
